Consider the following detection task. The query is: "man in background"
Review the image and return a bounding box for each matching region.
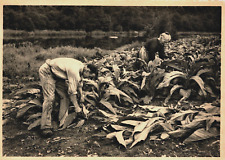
[138,32,171,63]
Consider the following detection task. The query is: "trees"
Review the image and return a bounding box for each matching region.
[3,6,221,33]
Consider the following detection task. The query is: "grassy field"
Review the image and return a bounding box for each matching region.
[3,40,142,84]
[3,44,110,82]
[4,29,144,39]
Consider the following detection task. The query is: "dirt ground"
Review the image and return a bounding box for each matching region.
[3,104,220,157]
[2,82,220,157]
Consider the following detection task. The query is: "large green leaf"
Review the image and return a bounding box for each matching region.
[115,131,127,148]
[28,98,42,107]
[183,127,220,143]
[121,86,138,98]
[106,132,116,139]
[169,110,199,122]
[182,118,207,130]
[123,79,140,89]
[130,121,161,148]
[28,118,41,130]
[141,76,147,90]
[121,120,144,126]
[164,85,183,103]
[157,71,187,89]
[98,76,113,84]
[83,79,99,90]
[59,112,76,130]
[27,113,42,121]
[132,120,149,135]
[107,85,132,103]
[200,103,220,114]
[71,119,85,128]
[16,104,37,118]
[98,109,118,122]
[100,99,117,115]
[112,64,120,80]
[196,69,212,77]
[130,125,152,148]
[158,122,174,131]
[190,76,207,96]
[12,83,41,96]
[168,128,188,138]
[84,96,96,106]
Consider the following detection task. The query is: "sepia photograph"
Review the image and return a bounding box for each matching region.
[1,0,223,158]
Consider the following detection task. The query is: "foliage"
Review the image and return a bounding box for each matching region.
[3,6,221,33]
[104,103,220,148]
[158,35,221,105]
[4,35,220,149]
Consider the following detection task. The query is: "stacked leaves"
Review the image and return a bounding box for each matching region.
[104,103,220,148]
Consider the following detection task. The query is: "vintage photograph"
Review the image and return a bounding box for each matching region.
[2,4,221,157]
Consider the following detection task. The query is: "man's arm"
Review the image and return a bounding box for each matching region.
[70,94,82,113]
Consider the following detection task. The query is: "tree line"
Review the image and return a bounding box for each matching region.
[3,6,221,36]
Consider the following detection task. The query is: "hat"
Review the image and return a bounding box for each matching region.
[159,32,171,43]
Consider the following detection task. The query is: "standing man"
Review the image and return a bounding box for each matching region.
[139,32,171,63]
[39,57,98,137]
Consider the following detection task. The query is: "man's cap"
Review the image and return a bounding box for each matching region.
[159,32,171,43]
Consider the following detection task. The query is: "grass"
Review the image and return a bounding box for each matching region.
[4,29,145,39]
[3,42,113,83]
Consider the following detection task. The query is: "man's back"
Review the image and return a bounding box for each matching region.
[144,37,165,61]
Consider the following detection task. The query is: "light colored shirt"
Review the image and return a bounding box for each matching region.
[46,58,84,95]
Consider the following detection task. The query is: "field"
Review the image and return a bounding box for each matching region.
[2,34,221,157]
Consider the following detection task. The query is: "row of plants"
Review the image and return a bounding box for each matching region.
[3,35,220,148]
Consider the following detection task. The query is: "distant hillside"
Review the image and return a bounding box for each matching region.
[3,6,221,37]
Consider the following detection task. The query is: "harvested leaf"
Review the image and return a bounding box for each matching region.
[121,120,143,126]
[164,85,183,103]
[184,127,220,143]
[28,118,41,130]
[106,132,116,139]
[27,89,40,94]
[168,128,188,138]
[27,113,42,121]
[130,122,161,148]
[100,99,117,115]
[158,122,174,131]
[125,137,133,145]
[132,120,149,135]
[161,132,170,140]
[28,98,42,106]
[169,110,198,122]
[59,112,76,130]
[115,131,127,148]
[157,71,186,89]
[150,135,158,140]
[141,76,147,90]
[16,104,36,118]
[83,79,99,90]
[130,126,151,148]
[200,103,220,114]
[110,124,131,131]
[73,119,85,128]
[190,76,207,96]
[98,109,118,122]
